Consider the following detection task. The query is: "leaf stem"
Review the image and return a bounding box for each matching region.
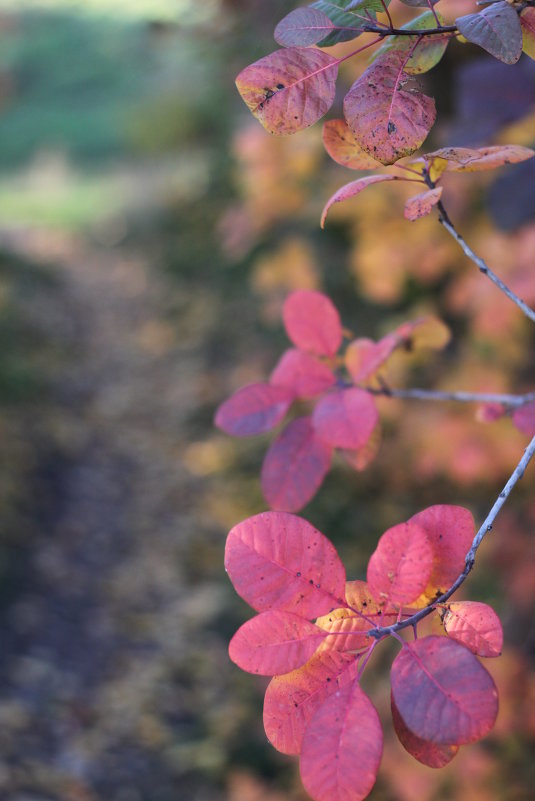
[436,199,535,324]
[367,433,535,639]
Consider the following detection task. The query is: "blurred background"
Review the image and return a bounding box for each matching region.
[0,1,535,799]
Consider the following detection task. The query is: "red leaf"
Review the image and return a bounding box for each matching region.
[391,693,458,768]
[322,119,381,170]
[315,606,373,654]
[321,175,400,228]
[235,47,338,135]
[391,636,498,745]
[409,505,475,597]
[456,3,522,65]
[300,682,383,801]
[270,348,336,399]
[263,649,359,754]
[225,511,346,617]
[261,417,333,512]
[476,402,506,423]
[275,8,335,47]
[214,382,293,436]
[443,601,503,658]
[229,611,325,675]
[283,290,342,357]
[312,388,378,449]
[512,401,535,435]
[367,522,434,606]
[343,52,436,165]
[404,186,443,221]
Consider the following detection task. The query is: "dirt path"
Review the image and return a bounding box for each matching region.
[0,229,244,801]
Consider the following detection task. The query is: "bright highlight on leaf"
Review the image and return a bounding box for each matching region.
[443,601,503,657]
[391,636,499,745]
[235,47,338,135]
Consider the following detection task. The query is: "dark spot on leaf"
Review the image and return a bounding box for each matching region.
[297,572,301,577]
[388,122,396,135]
[309,579,314,585]
[277,83,284,90]
[326,677,331,682]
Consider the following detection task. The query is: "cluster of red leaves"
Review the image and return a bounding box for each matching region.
[235,2,533,166]
[215,289,450,511]
[321,136,535,226]
[225,508,503,801]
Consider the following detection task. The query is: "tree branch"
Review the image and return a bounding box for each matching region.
[365,386,535,408]
[362,23,457,37]
[437,199,535,324]
[367,433,535,640]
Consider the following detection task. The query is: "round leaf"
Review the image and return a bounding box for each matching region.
[229,611,325,675]
[283,290,342,356]
[391,636,498,745]
[261,417,333,512]
[443,601,503,658]
[391,693,458,767]
[367,521,434,605]
[456,3,522,65]
[322,119,381,170]
[235,47,338,135]
[270,348,336,399]
[344,52,436,165]
[312,388,379,450]
[225,511,346,617]
[300,682,383,801]
[214,382,293,436]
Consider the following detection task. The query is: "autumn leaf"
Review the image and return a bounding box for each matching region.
[214,382,293,436]
[322,119,381,170]
[235,47,338,135]
[274,8,335,47]
[283,290,343,356]
[343,52,436,165]
[367,521,434,605]
[321,175,402,227]
[391,693,459,767]
[404,186,443,221]
[270,348,336,399]
[456,3,522,65]
[312,388,379,449]
[442,601,503,658]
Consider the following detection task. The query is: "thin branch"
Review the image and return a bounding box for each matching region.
[362,23,457,36]
[368,433,535,640]
[437,199,535,324]
[365,386,535,408]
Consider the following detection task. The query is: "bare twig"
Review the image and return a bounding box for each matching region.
[437,200,535,324]
[367,433,535,639]
[365,386,535,408]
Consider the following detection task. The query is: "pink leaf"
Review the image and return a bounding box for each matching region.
[270,348,336,399]
[391,636,498,745]
[409,505,475,596]
[341,422,381,472]
[367,521,434,606]
[344,52,436,165]
[275,8,335,47]
[513,401,535,435]
[283,290,342,356]
[321,175,400,228]
[225,511,346,617]
[263,649,359,755]
[214,382,293,436]
[443,601,503,658]
[404,186,443,221]
[345,334,398,382]
[391,693,458,768]
[300,682,383,801]
[261,417,333,512]
[312,388,379,450]
[229,611,325,675]
[235,47,338,135]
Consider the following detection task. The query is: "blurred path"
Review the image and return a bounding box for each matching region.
[0,228,234,801]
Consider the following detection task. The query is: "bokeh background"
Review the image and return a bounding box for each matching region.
[1,1,535,800]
